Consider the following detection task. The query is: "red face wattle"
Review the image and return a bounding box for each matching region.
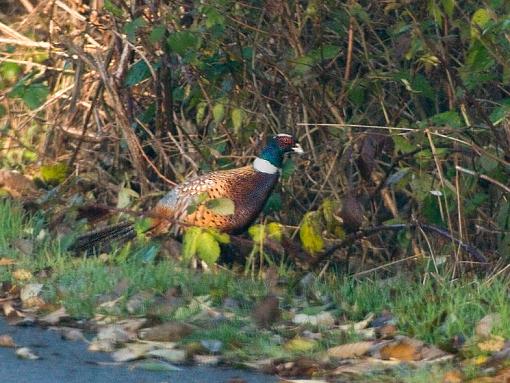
[273,134,304,154]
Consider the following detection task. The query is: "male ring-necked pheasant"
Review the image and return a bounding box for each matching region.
[72,134,303,251]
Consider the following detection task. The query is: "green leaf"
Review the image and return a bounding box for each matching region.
[206,228,230,244]
[429,111,462,128]
[167,31,200,55]
[104,0,123,17]
[281,159,296,179]
[231,108,245,133]
[205,198,235,215]
[441,0,455,17]
[182,227,202,261]
[134,217,154,235]
[0,104,5,118]
[0,62,21,82]
[263,192,282,214]
[123,17,146,42]
[203,6,225,28]
[267,222,283,241]
[125,60,160,87]
[248,224,265,242]
[299,212,325,254]
[196,231,220,265]
[471,8,492,38]
[149,24,166,44]
[186,192,209,215]
[22,83,49,109]
[40,162,69,186]
[116,186,139,209]
[196,102,207,124]
[212,103,225,124]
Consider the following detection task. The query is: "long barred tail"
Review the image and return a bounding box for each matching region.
[70,221,136,252]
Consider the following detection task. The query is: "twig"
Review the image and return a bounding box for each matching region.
[455,165,510,194]
[314,223,487,267]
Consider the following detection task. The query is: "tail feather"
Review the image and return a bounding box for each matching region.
[71,221,136,252]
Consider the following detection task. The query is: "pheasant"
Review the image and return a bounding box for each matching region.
[72,134,303,252]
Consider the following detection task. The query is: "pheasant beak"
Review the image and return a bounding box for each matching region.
[291,143,304,154]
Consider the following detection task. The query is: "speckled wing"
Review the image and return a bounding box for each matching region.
[149,166,279,234]
[152,166,278,234]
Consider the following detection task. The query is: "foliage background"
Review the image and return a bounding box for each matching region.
[1,0,510,272]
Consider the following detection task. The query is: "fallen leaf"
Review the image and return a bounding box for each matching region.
[327,341,376,359]
[284,337,316,353]
[147,348,186,363]
[338,313,374,332]
[12,269,32,281]
[443,369,463,383]
[57,327,86,342]
[139,322,193,342]
[133,359,182,371]
[475,314,501,338]
[39,307,69,325]
[293,312,335,327]
[20,283,44,308]
[478,335,505,353]
[112,343,154,362]
[193,354,220,365]
[379,337,423,361]
[0,334,15,347]
[0,258,16,266]
[16,347,39,360]
[89,324,134,352]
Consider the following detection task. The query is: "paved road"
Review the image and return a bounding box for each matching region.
[0,318,278,383]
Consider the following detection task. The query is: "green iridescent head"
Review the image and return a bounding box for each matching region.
[258,134,304,168]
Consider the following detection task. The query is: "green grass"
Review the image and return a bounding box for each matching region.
[1,198,509,378]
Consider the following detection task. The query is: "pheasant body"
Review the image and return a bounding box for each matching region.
[151,165,279,235]
[72,134,303,252]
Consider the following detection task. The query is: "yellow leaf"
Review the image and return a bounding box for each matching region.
[12,269,32,281]
[478,335,505,353]
[248,224,265,242]
[267,222,283,241]
[284,337,316,352]
[299,212,324,254]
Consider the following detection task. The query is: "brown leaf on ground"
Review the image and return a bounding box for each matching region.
[375,324,397,339]
[379,337,423,361]
[327,341,377,359]
[475,314,501,338]
[89,324,135,352]
[111,343,154,362]
[39,307,69,325]
[0,170,36,197]
[0,258,16,266]
[139,322,194,342]
[443,369,464,383]
[0,334,15,347]
[251,294,280,328]
[272,357,323,378]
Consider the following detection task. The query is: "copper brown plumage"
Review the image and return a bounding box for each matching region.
[71,134,303,252]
